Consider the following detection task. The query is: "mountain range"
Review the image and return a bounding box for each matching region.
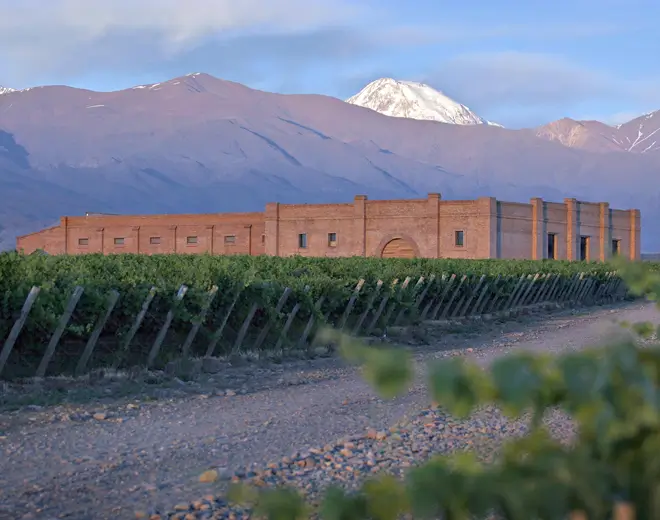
[0,73,658,251]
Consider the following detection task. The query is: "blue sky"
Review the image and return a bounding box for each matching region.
[1,0,659,127]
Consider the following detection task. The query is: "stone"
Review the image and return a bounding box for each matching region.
[199,470,219,483]
[93,412,107,421]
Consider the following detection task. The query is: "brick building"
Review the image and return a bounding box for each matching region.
[16,194,641,261]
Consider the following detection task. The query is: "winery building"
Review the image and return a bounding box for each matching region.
[16,194,641,261]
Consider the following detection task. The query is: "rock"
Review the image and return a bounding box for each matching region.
[199,470,219,483]
[93,412,107,421]
[225,389,237,397]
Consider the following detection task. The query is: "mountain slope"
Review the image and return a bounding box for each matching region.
[534,111,660,154]
[0,72,658,251]
[0,86,15,95]
[346,78,502,127]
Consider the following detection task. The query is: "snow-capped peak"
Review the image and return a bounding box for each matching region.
[0,86,16,95]
[346,78,502,127]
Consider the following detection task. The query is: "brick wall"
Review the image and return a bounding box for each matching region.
[16,195,642,261]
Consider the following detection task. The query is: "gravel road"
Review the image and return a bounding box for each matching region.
[0,301,656,520]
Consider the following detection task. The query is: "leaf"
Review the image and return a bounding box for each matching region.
[320,486,368,520]
[362,475,409,520]
[490,353,550,417]
[254,487,309,520]
[361,347,413,399]
[428,358,490,418]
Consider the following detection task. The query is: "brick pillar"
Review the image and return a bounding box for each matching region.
[599,202,610,262]
[61,217,69,254]
[206,225,214,254]
[630,209,641,260]
[427,193,441,258]
[564,198,578,260]
[132,226,140,253]
[264,203,280,256]
[244,224,253,255]
[478,197,498,258]
[530,197,544,260]
[169,225,177,253]
[353,195,367,256]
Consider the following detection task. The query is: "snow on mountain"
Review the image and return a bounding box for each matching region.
[346,78,502,127]
[0,86,16,95]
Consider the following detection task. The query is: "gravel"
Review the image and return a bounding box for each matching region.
[0,301,656,520]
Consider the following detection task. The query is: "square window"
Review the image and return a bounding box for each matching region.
[149,236,161,245]
[454,230,464,247]
[186,236,198,245]
[224,235,236,244]
[78,238,89,246]
[114,237,125,245]
[298,233,307,248]
[328,232,337,246]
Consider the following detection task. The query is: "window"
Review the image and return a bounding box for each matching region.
[78,238,89,246]
[298,233,307,248]
[261,234,266,244]
[580,236,590,261]
[186,236,198,245]
[149,236,161,245]
[113,237,125,245]
[547,233,557,260]
[612,239,621,256]
[454,230,464,247]
[328,232,337,247]
[224,235,236,244]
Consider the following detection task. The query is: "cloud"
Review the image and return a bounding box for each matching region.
[0,0,366,85]
[426,52,660,126]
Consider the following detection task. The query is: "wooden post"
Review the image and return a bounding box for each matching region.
[113,286,157,369]
[441,275,468,319]
[531,274,551,305]
[366,279,399,335]
[36,286,84,378]
[427,274,455,320]
[566,274,586,303]
[382,277,411,330]
[541,274,561,303]
[205,288,242,357]
[459,275,486,317]
[394,276,425,325]
[504,275,526,309]
[353,280,383,335]
[252,287,292,351]
[181,285,219,358]
[413,274,436,313]
[147,285,188,368]
[558,274,578,301]
[471,278,493,316]
[297,295,326,348]
[275,286,310,349]
[0,286,41,379]
[232,302,259,353]
[485,277,507,314]
[338,279,365,331]
[75,289,120,376]
[511,275,534,309]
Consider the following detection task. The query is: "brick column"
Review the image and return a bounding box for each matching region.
[264,203,280,256]
[630,209,641,260]
[427,193,441,258]
[353,195,367,256]
[61,217,69,254]
[478,197,498,258]
[599,202,610,262]
[169,225,177,253]
[244,224,253,255]
[530,197,544,260]
[564,198,578,260]
[206,225,214,254]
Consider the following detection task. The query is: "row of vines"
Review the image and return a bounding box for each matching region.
[0,252,638,378]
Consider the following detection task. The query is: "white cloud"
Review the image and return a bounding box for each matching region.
[0,0,365,84]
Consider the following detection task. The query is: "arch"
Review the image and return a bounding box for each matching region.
[378,235,420,259]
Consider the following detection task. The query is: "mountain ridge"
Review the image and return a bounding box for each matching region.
[0,72,658,252]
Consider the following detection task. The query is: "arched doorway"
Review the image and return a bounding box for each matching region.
[381,238,416,259]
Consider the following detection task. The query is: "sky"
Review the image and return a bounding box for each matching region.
[1,0,659,128]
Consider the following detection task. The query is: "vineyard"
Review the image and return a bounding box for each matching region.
[0,252,633,379]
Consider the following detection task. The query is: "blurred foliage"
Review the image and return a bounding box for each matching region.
[228,259,660,519]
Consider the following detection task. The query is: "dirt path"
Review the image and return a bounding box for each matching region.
[0,302,656,519]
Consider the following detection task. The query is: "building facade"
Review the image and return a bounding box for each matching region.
[16,194,641,261]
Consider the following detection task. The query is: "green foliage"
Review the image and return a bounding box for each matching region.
[0,251,619,374]
[227,260,660,520]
